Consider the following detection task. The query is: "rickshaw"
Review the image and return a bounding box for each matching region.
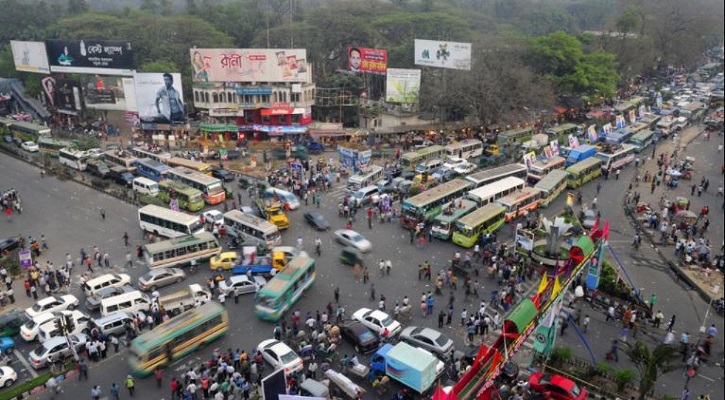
[340,247,364,267]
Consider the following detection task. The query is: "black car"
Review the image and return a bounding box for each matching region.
[385,166,402,179]
[211,168,235,182]
[303,211,330,231]
[86,160,110,178]
[107,166,134,187]
[401,170,416,181]
[0,236,21,254]
[341,321,380,354]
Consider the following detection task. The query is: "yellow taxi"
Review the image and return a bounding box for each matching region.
[210,251,239,271]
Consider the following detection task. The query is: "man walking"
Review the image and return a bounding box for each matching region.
[125,374,136,396]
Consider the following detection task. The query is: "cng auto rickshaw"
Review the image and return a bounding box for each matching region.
[340,247,363,267]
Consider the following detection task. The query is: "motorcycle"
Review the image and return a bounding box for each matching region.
[227,238,240,250]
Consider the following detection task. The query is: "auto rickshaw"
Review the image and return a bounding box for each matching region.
[340,247,364,267]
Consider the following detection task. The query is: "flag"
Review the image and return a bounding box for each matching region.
[603,220,610,240]
[552,276,562,297]
[591,217,599,233]
[537,272,548,294]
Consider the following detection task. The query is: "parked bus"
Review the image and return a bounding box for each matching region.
[38,138,77,157]
[430,199,478,240]
[223,210,281,248]
[168,167,226,205]
[527,156,566,183]
[131,147,172,163]
[347,165,384,191]
[466,177,526,206]
[627,129,655,153]
[534,169,568,208]
[605,128,634,145]
[595,144,636,172]
[128,302,228,376]
[465,163,528,189]
[400,145,446,170]
[166,157,212,175]
[629,121,649,134]
[103,150,138,173]
[400,178,471,229]
[6,120,51,139]
[58,148,89,171]
[451,203,506,248]
[545,123,580,139]
[496,187,542,222]
[255,252,316,321]
[142,231,221,270]
[158,180,205,212]
[445,139,484,161]
[136,158,172,182]
[497,127,533,146]
[138,204,205,238]
[566,157,602,188]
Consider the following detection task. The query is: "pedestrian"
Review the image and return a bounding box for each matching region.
[667,315,676,332]
[308,360,318,379]
[123,232,129,247]
[154,366,163,388]
[125,375,135,396]
[126,252,133,268]
[79,358,89,381]
[560,317,569,336]
[91,385,102,400]
[110,382,120,400]
[334,287,340,303]
[111,335,120,353]
[596,182,601,194]
[616,169,621,180]
[608,339,619,362]
[171,378,180,400]
[370,283,375,301]
[583,315,590,333]
[100,208,106,220]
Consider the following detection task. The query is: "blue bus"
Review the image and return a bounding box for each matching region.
[605,128,634,146]
[136,158,171,182]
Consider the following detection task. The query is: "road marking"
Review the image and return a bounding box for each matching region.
[13,348,38,378]
[121,216,129,222]
[698,373,715,381]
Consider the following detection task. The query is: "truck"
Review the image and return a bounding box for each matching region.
[158,284,211,316]
[369,342,445,394]
[564,144,597,167]
[255,198,290,230]
[231,246,286,276]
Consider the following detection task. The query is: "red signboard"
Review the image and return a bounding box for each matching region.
[261,108,294,116]
[348,47,387,74]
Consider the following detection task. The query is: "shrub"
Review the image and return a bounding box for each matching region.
[549,347,573,367]
[91,179,110,189]
[614,368,636,392]
[0,372,52,400]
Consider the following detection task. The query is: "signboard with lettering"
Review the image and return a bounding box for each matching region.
[190,48,309,83]
[46,40,135,75]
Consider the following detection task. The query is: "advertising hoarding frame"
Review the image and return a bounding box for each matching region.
[10,41,50,74]
[348,47,388,74]
[190,48,309,83]
[414,39,472,71]
[134,72,186,125]
[385,68,421,104]
[46,39,135,76]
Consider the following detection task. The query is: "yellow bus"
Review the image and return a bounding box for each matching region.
[166,157,213,175]
[527,156,566,183]
[534,169,568,208]
[158,180,205,212]
[496,187,542,222]
[451,203,506,248]
[400,145,446,170]
[103,150,139,173]
[128,302,228,377]
[566,157,602,188]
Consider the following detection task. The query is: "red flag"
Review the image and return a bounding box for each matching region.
[603,220,610,240]
[591,217,599,233]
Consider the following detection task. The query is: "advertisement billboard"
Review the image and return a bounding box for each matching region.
[348,47,387,74]
[189,48,309,83]
[80,75,129,111]
[46,40,135,75]
[41,76,81,112]
[134,73,186,124]
[10,41,50,74]
[385,68,421,104]
[414,39,472,71]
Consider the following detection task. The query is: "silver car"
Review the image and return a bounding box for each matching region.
[28,333,88,369]
[86,285,136,311]
[218,275,266,296]
[333,229,372,252]
[400,326,454,359]
[138,268,186,291]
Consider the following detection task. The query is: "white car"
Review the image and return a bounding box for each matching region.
[85,148,104,158]
[25,295,79,319]
[454,162,476,175]
[351,307,402,337]
[203,210,225,227]
[256,339,304,374]
[0,366,17,387]
[443,157,466,169]
[218,275,267,296]
[21,141,39,152]
[20,312,59,342]
[333,229,372,252]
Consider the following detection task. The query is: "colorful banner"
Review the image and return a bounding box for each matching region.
[190,48,309,83]
[615,115,626,129]
[347,47,387,74]
[46,40,135,75]
[414,39,472,71]
[628,109,637,125]
[41,76,81,111]
[549,140,560,157]
[134,73,186,124]
[522,151,537,170]
[602,123,613,136]
[18,249,33,269]
[568,135,580,148]
[638,104,647,117]
[385,68,421,103]
[80,75,128,111]
[10,41,50,74]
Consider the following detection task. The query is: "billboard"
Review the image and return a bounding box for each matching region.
[41,76,81,112]
[10,41,50,74]
[348,47,387,74]
[80,75,129,111]
[134,73,186,124]
[46,40,135,75]
[414,39,472,71]
[189,48,309,83]
[385,68,421,104]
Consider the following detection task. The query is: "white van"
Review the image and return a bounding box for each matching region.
[352,186,381,206]
[83,274,132,298]
[37,310,91,343]
[415,159,444,174]
[132,177,159,197]
[100,290,151,317]
[263,187,300,210]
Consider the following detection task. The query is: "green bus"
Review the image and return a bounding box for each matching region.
[38,137,77,157]
[158,180,205,212]
[497,127,534,146]
[128,302,229,377]
[451,203,506,248]
[565,157,602,189]
[400,178,471,229]
[430,199,478,240]
[534,169,568,208]
[545,123,580,139]
[400,145,446,170]
[255,252,315,322]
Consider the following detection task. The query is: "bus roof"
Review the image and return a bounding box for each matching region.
[169,166,221,185]
[433,199,478,224]
[142,231,217,255]
[8,120,51,135]
[499,127,533,137]
[597,143,636,155]
[59,147,87,157]
[497,187,541,207]
[223,210,278,234]
[630,129,655,140]
[546,123,579,134]
[565,157,602,174]
[139,204,198,222]
[257,253,313,297]
[466,163,527,185]
[350,165,383,178]
[167,157,212,170]
[530,156,565,170]
[129,302,225,352]
[456,203,506,228]
[467,176,525,202]
[138,158,172,170]
[534,169,569,192]
[159,179,202,195]
[104,150,137,161]
[132,147,171,158]
[404,178,471,208]
[446,139,482,150]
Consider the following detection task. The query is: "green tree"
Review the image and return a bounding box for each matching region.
[137,60,178,73]
[67,0,89,14]
[625,341,679,400]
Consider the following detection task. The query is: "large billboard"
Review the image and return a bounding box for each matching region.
[41,76,81,112]
[385,68,421,104]
[10,41,50,74]
[190,48,309,83]
[46,40,135,75]
[134,73,186,124]
[414,39,472,71]
[80,75,131,111]
[348,47,387,74]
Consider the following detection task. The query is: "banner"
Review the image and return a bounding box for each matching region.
[385,68,421,103]
[134,73,186,124]
[10,41,50,74]
[347,47,387,74]
[628,109,637,125]
[190,48,309,83]
[80,75,128,111]
[46,39,135,75]
[567,135,580,148]
[41,76,81,111]
[549,140,560,157]
[615,115,626,129]
[414,39,472,70]
[522,151,536,170]
[18,249,33,269]
[587,125,598,143]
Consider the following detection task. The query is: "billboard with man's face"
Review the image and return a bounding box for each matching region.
[46,40,135,75]
[134,73,186,124]
[414,39,472,71]
[189,48,309,83]
[347,47,387,74]
[10,41,50,74]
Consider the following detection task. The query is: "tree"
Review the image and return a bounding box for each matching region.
[137,60,178,73]
[67,0,89,14]
[625,341,679,400]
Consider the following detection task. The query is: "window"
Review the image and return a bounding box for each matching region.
[194,92,200,102]
[204,93,209,103]
[212,93,219,103]
[220,92,226,102]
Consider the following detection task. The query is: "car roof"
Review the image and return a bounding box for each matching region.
[217,251,238,258]
[229,275,252,283]
[369,310,389,319]
[344,321,372,334]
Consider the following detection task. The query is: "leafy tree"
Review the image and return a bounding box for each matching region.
[67,0,89,14]
[186,0,198,15]
[137,60,178,73]
[625,341,679,400]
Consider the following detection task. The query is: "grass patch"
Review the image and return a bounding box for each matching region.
[0,372,52,400]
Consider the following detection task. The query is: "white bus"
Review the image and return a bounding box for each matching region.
[168,167,226,205]
[595,143,636,172]
[103,150,138,173]
[131,147,172,163]
[223,210,281,248]
[347,165,384,191]
[445,139,484,161]
[465,163,528,189]
[627,129,655,153]
[527,156,566,183]
[466,176,526,206]
[138,204,205,238]
[58,148,89,171]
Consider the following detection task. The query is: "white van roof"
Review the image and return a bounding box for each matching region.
[133,176,158,186]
